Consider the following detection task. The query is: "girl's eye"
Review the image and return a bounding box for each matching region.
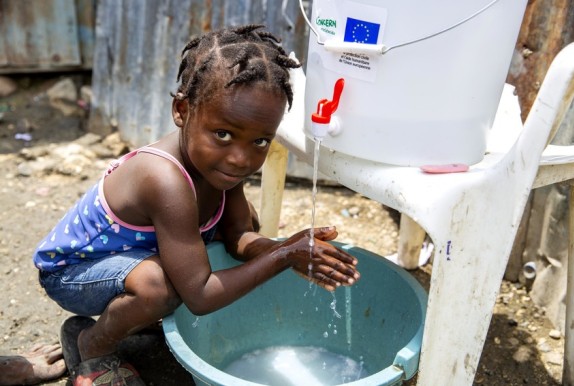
[216,131,231,142]
[254,138,271,148]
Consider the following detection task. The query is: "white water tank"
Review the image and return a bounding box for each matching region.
[304,0,528,166]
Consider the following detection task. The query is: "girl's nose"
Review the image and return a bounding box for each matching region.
[226,146,251,170]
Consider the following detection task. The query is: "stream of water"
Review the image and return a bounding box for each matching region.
[308,138,322,279]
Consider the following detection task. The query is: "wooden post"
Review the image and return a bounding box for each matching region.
[397,214,427,270]
[259,141,289,237]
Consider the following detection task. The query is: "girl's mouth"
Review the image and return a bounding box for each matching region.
[217,170,247,184]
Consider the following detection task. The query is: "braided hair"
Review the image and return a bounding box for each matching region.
[174,24,301,111]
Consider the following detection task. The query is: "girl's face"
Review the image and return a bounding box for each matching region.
[173,85,286,191]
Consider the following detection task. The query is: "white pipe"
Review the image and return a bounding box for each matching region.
[522,261,537,280]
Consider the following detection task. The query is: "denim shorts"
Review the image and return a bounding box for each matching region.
[39,249,155,316]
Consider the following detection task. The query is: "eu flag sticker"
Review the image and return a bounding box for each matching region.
[343,17,380,45]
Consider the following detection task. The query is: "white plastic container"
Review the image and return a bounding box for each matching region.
[304,0,528,166]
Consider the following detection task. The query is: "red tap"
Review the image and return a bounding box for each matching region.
[312,78,345,124]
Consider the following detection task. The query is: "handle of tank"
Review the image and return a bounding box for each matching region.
[323,40,387,55]
[299,0,503,55]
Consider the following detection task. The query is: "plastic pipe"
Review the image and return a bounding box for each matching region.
[522,261,537,280]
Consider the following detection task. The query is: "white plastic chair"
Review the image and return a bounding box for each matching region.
[261,43,574,385]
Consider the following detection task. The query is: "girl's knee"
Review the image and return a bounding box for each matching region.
[126,259,181,313]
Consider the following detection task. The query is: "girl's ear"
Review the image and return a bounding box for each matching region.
[172,97,189,128]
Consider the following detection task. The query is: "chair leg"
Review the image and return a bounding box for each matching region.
[564,183,574,385]
[398,214,427,270]
[259,141,289,238]
[416,231,513,386]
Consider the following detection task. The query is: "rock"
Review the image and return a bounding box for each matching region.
[512,345,532,363]
[55,163,83,176]
[80,85,93,105]
[548,329,561,339]
[90,143,115,159]
[74,133,102,147]
[20,158,57,175]
[102,132,129,157]
[47,78,78,102]
[348,206,360,216]
[46,78,81,116]
[544,351,563,366]
[19,146,50,160]
[53,143,95,160]
[537,341,551,353]
[0,76,17,97]
[16,162,33,177]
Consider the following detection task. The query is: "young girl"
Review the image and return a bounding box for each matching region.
[33,25,360,385]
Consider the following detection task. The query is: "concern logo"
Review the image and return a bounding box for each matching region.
[316,17,337,28]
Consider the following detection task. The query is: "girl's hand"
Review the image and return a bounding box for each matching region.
[279,226,360,291]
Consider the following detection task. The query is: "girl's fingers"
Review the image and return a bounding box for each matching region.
[312,262,357,285]
[311,239,358,266]
[314,248,359,276]
[312,226,338,241]
[292,267,343,291]
[329,248,358,266]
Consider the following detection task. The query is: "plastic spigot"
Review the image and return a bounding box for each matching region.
[311,78,345,138]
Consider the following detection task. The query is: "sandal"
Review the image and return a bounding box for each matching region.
[60,316,97,374]
[74,355,145,386]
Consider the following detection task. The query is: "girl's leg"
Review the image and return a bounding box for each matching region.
[76,255,181,360]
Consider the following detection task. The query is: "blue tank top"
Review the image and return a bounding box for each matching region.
[33,147,225,272]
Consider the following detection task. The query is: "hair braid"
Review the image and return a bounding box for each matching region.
[174,24,301,110]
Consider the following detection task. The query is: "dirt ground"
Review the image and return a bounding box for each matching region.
[0,75,567,385]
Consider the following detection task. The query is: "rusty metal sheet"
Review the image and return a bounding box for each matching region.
[75,0,96,68]
[0,0,95,72]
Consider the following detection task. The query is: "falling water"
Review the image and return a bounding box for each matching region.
[330,292,342,319]
[345,286,353,348]
[308,138,322,280]
[308,139,344,322]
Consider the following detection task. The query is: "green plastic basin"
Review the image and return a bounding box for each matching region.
[163,241,427,386]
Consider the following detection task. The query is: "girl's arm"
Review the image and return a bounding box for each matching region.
[216,182,279,260]
[142,166,358,315]
[219,183,360,291]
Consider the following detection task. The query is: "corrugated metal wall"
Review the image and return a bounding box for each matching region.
[89,0,312,147]
[0,0,95,73]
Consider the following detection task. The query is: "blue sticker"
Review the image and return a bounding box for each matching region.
[343,17,380,45]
